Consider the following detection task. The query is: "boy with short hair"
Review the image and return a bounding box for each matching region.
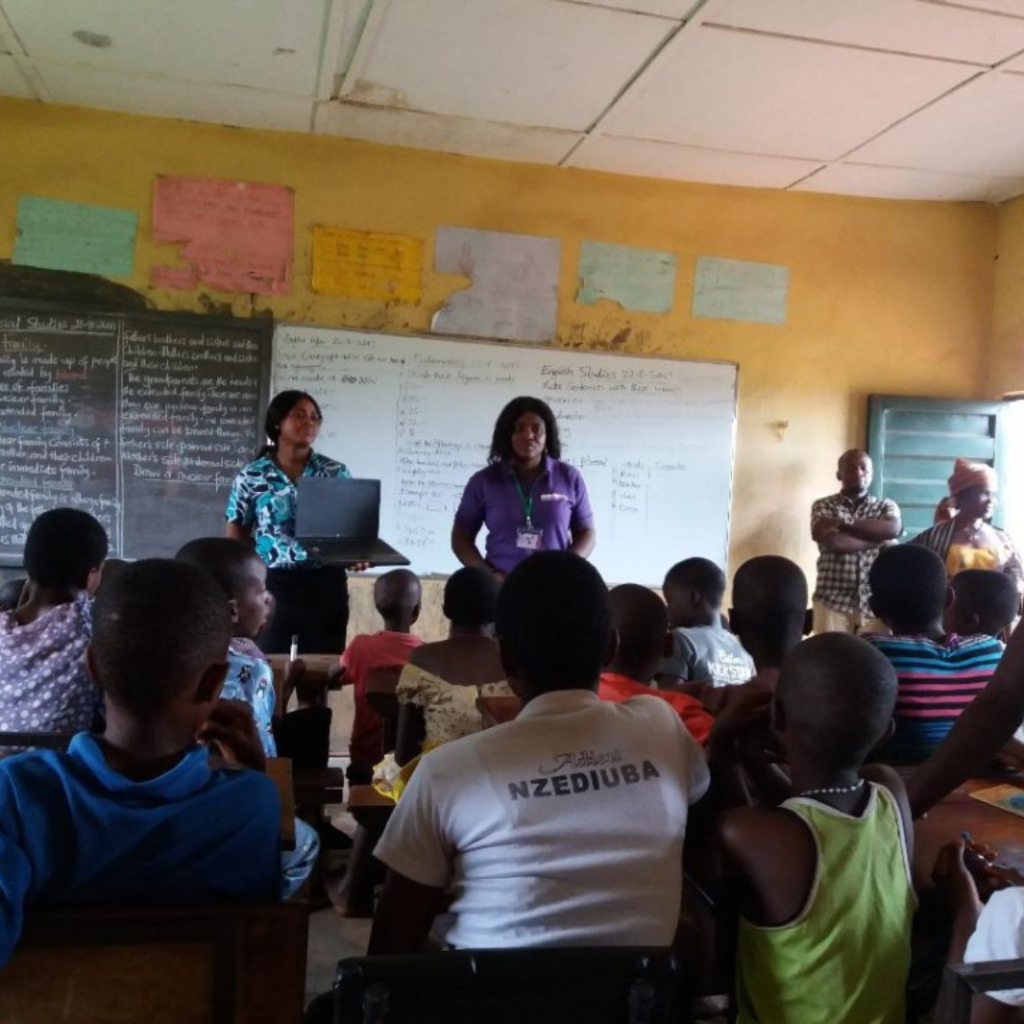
[0,559,283,966]
[332,569,423,783]
[599,583,714,744]
[176,538,277,757]
[946,568,1020,642]
[867,546,1004,764]
[656,558,754,690]
[0,508,108,736]
[729,555,811,694]
[713,633,915,1023]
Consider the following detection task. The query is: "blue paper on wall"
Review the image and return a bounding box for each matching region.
[692,256,788,325]
[577,241,677,313]
[14,196,138,277]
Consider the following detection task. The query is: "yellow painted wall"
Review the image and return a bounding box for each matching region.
[0,98,999,637]
[992,195,1024,396]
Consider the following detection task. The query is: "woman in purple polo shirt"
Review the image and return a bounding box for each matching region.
[451,396,596,579]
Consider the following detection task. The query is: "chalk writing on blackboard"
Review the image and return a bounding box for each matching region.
[0,309,267,562]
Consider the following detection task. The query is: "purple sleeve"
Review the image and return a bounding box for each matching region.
[570,467,595,530]
[453,471,486,534]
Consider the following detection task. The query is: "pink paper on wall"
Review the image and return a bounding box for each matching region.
[152,176,294,296]
[151,264,198,290]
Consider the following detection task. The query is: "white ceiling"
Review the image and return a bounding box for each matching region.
[4,0,1024,202]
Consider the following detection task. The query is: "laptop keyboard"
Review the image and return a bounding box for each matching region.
[302,539,408,565]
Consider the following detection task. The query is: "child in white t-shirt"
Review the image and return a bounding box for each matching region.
[368,552,709,955]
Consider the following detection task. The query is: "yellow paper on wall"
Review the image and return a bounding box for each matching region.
[311,227,423,303]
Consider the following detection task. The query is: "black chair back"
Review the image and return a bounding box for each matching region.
[333,947,683,1024]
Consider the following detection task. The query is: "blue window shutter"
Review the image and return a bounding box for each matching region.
[867,395,1007,536]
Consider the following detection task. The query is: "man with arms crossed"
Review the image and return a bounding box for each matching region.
[811,449,901,634]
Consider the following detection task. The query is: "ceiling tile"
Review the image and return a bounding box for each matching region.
[851,71,1024,176]
[600,25,979,160]
[569,134,822,187]
[707,0,1024,65]
[33,61,315,131]
[996,50,1024,71]
[565,0,699,18]
[794,162,1024,202]
[928,0,1024,17]
[0,54,33,98]
[342,0,674,131]
[315,101,582,163]
[1,0,330,94]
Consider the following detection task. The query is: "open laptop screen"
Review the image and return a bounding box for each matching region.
[294,478,381,540]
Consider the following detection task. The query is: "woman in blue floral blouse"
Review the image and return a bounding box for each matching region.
[225,390,353,653]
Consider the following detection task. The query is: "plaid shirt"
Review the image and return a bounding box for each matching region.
[811,493,901,614]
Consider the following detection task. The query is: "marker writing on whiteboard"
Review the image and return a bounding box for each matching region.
[290,635,299,663]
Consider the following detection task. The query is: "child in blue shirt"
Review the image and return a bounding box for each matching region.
[176,538,277,757]
[0,559,285,967]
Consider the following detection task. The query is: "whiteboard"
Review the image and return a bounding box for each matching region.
[272,325,737,585]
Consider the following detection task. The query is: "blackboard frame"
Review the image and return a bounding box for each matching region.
[0,299,273,567]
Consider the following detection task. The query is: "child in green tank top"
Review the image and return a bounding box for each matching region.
[709,633,916,1024]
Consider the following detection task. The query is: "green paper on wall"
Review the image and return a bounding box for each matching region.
[14,196,138,277]
[692,255,789,325]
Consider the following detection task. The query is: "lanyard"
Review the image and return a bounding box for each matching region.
[513,475,536,528]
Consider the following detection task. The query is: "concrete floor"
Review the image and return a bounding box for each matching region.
[305,906,372,1006]
[303,801,373,1007]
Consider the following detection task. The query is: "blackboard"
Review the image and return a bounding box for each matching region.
[0,304,271,564]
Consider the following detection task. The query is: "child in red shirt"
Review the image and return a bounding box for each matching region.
[333,570,423,785]
[599,583,713,745]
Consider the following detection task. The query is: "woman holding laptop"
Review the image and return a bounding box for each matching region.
[225,390,357,654]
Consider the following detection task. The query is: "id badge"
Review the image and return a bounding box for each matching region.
[516,527,543,551]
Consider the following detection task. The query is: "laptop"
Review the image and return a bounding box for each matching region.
[294,477,410,567]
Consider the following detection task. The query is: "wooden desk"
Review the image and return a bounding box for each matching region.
[347,783,395,831]
[267,653,340,713]
[478,695,521,728]
[915,776,1024,886]
[292,765,347,807]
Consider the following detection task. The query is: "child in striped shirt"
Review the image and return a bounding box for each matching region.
[865,546,1003,765]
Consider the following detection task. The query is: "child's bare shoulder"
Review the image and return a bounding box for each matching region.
[719,804,809,847]
[718,804,819,919]
[718,805,816,877]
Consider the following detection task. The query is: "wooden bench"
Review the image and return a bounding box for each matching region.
[293,765,347,806]
[0,731,74,752]
[366,666,403,754]
[0,901,309,1024]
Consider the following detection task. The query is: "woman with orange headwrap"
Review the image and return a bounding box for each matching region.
[910,459,1023,586]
